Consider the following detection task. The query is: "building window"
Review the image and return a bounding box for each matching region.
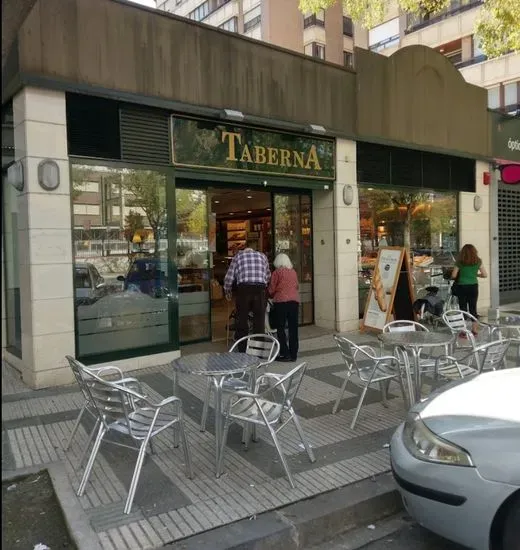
[304,42,326,60]
[244,6,261,33]
[72,164,173,361]
[188,1,210,21]
[488,87,500,110]
[219,16,238,32]
[358,187,458,319]
[343,51,354,69]
[368,17,399,51]
[504,81,519,113]
[343,16,353,37]
[304,10,325,29]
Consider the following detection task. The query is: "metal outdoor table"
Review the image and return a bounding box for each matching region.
[482,314,520,364]
[171,352,261,474]
[378,331,454,404]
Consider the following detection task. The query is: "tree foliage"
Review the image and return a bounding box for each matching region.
[298,0,520,57]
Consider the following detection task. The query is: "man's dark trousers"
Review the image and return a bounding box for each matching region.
[235,284,266,351]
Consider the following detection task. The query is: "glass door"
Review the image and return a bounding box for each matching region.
[176,188,211,343]
[273,193,314,324]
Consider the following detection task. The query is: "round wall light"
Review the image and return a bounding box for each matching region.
[343,184,354,206]
[38,159,60,191]
[473,195,483,212]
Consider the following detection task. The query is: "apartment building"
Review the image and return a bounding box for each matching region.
[157,0,519,112]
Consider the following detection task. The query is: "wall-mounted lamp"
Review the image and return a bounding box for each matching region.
[343,184,354,205]
[7,160,24,192]
[38,159,60,191]
[473,195,483,212]
[221,109,245,122]
[309,124,326,135]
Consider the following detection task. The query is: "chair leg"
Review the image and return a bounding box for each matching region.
[350,383,370,430]
[200,378,212,432]
[216,415,232,478]
[149,439,156,455]
[290,411,315,463]
[64,404,87,451]
[124,439,149,514]
[79,417,100,468]
[78,424,106,497]
[267,424,295,489]
[243,423,252,451]
[379,381,389,408]
[177,418,194,479]
[332,369,353,415]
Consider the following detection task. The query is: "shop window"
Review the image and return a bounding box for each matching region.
[72,164,174,361]
[358,187,458,318]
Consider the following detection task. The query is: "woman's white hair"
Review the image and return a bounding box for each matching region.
[274,253,293,269]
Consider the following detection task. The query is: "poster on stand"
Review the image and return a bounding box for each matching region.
[362,247,414,332]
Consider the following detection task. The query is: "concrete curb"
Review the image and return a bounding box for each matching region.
[164,472,403,550]
[2,462,102,550]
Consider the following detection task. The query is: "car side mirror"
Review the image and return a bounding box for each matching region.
[117,276,125,282]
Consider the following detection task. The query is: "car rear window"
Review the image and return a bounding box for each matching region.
[75,268,91,288]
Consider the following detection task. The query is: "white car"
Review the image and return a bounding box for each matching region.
[391,369,520,550]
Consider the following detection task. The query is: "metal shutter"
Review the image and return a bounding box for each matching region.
[498,183,520,303]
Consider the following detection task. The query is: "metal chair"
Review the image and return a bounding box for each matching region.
[442,310,497,350]
[78,370,193,515]
[64,355,133,464]
[200,334,280,432]
[434,340,511,381]
[217,362,315,489]
[332,335,403,429]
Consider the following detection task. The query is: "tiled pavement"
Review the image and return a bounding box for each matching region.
[2,328,518,550]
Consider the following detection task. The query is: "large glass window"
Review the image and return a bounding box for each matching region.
[176,188,210,343]
[274,193,314,324]
[72,164,173,359]
[358,187,457,317]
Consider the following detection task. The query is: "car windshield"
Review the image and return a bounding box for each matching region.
[75,267,91,288]
[127,260,167,281]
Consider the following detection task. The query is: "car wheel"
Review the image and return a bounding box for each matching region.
[502,495,520,550]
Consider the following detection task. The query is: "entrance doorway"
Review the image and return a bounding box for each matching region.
[176,184,313,344]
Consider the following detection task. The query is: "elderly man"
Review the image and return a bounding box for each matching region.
[224,238,270,351]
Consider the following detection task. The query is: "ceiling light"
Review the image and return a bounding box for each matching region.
[214,200,220,204]
[221,109,244,122]
[247,195,253,199]
[368,187,374,191]
[439,48,445,53]
[267,208,271,211]
[247,210,252,214]
[309,124,326,135]
[229,212,234,215]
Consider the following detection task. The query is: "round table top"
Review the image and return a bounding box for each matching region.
[171,352,261,376]
[378,331,454,348]
[483,314,520,330]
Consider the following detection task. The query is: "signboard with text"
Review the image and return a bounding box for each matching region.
[362,247,415,332]
[171,117,335,180]
[491,111,520,164]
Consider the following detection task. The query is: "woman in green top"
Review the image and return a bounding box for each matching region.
[451,244,488,334]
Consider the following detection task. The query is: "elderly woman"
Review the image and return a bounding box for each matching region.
[268,253,300,362]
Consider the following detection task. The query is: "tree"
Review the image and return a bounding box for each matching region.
[123,210,145,252]
[298,0,520,57]
[70,165,95,201]
[119,170,167,257]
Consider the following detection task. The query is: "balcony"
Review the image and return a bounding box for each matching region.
[459,51,520,88]
[304,13,325,29]
[405,0,483,34]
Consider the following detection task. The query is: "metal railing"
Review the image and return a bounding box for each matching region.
[405,0,483,34]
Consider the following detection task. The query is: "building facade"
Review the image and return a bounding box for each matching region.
[2,0,497,389]
[157,0,520,112]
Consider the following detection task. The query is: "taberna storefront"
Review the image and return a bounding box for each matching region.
[64,95,335,363]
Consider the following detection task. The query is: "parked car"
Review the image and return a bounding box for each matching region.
[74,263,106,305]
[117,258,169,298]
[391,369,520,550]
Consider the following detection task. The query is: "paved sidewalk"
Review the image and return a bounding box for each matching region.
[2,328,517,549]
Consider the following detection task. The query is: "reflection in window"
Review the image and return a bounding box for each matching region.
[72,165,171,359]
[274,194,314,324]
[357,187,457,318]
[176,188,210,343]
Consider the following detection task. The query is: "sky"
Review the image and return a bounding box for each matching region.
[128,0,156,8]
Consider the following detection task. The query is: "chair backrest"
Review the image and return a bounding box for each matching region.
[475,340,511,372]
[383,321,429,333]
[442,309,477,333]
[261,363,307,414]
[66,355,92,402]
[230,334,280,366]
[333,335,376,376]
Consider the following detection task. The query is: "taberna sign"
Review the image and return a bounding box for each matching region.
[171,117,335,180]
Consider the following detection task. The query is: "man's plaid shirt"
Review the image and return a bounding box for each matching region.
[224,249,271,294]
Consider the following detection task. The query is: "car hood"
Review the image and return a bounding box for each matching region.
[415,370,520,486]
